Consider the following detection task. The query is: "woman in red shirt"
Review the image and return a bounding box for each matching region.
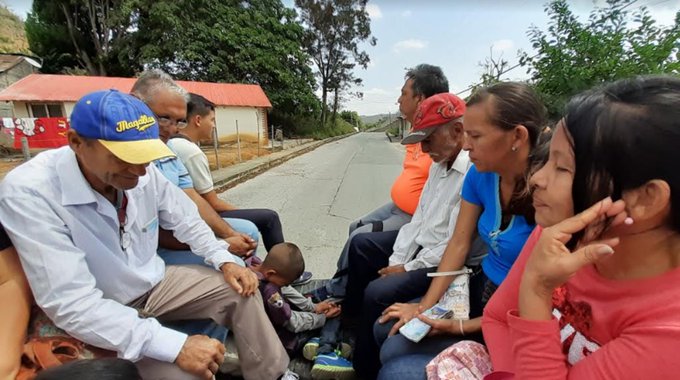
[482,76,680,379]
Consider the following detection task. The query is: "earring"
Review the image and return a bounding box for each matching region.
[511,146,518,152]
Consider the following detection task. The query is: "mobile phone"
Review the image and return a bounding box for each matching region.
[399,305,453,343]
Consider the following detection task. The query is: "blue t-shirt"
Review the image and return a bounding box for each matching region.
[154,156,194,190]
[461,165,535,286]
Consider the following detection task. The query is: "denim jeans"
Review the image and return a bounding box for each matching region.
[377,354,431,380]
[224,217,260,243]
[373,269,490,373]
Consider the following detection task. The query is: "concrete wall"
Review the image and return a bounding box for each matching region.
[64,102,75,117]
[0,60,36,91]
[8,101,73,119]
[12,101,30,118]
[0,61,37,118]
[7,101,271,145]
[214,106,268,144]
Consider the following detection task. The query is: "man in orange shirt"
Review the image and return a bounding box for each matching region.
[309,64,448,301]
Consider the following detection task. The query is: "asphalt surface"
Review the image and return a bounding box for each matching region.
[220,132,404,279]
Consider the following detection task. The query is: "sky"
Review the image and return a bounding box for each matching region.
[3,0,678,116]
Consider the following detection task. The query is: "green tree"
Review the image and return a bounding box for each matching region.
[25,0,134,76]
[127,0,320,130]
[25,0,320,133]
[295,0,376,127]
[521,0,680,119]
[339,109,362,129]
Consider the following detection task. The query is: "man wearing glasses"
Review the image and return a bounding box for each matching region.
[130,70,260,258]
[0,90,297,380]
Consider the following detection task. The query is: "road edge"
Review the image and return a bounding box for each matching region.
[213,132,357,192]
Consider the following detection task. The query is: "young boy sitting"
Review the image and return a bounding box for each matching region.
[254,243,341,353]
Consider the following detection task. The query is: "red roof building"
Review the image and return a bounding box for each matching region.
[0,74,271,143]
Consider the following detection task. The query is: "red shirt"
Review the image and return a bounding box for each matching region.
[483,227,680,379]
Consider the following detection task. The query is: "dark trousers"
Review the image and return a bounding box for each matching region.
[219,208,284,251]
[317,317,343,354]
[343,231,436,379]
[343,230,399,318]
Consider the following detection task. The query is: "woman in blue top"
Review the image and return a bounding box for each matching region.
[374,82,549,379]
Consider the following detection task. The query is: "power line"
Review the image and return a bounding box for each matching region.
[455,53,538,96]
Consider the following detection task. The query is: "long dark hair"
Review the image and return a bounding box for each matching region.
[467,82,548,224]
[565,75,680,236]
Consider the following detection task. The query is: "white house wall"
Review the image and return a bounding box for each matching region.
[12,101,30,118]
[64,102,76,117]
[215,106,266,143]
[10,102,269,145]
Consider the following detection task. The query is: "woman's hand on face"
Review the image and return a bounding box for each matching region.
[378,302,422,336]
[524,197,627,294]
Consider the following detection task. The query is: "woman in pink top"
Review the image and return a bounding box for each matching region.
[482,76,680,379]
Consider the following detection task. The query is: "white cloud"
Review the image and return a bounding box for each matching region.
[363,87,391,96]
[401,10,412,18]
[393,39,428,53]
[366,4,383,20]
[491,39,515,53]
[647,8,677,26]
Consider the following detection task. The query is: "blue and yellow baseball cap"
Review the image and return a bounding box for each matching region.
[70,89,175,164]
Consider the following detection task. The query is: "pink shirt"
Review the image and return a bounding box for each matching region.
[482,226,680,379]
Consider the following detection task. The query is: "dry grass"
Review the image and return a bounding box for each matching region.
[0,157,22,178]
[204,141,271,171]
[0,4,30,54]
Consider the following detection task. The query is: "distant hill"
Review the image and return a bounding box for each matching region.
[360,112,403,127]
[0,2,30,54]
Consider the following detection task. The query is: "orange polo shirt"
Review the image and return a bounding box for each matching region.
[390,143,432,215]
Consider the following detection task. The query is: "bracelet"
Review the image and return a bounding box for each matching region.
[458,319,465,336]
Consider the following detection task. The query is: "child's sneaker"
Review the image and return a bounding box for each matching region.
[311,351,355,380]
[303,337,353,361]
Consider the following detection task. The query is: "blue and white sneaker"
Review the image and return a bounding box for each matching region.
[302,337,352,361]
[311,351,355,380]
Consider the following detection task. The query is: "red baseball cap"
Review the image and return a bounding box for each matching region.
[401,93,466,145]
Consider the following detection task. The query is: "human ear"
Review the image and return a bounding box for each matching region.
[67,130,85,151]
[514,125,530,146]
[622,180,671,228]
[264,269,277,278]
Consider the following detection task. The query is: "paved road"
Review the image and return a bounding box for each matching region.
[220,132,404,279]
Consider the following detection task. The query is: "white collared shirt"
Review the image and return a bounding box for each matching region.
[0,147,241,363]
[389,150,484,270]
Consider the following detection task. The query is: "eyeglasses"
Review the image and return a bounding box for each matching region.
[155,115,187,129]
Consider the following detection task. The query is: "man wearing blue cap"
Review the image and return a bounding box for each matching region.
[0,90,297,380]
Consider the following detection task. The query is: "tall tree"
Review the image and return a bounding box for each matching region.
[127,0,320,124]
[295,0,376,126]
[25,0,134,76]
[25,0,320,131]
[520,0,680,118]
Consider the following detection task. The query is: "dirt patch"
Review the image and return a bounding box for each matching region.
[204,141,272,171]
[0,157,24,179]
